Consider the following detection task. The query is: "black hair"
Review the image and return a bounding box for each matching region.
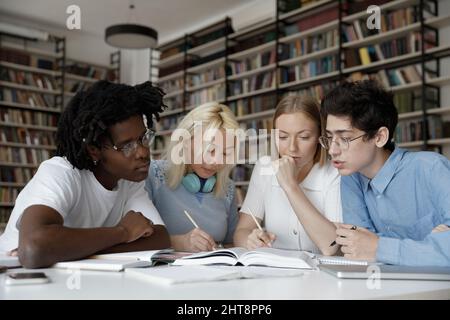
[320,80,398,151]
[56,80,166,170]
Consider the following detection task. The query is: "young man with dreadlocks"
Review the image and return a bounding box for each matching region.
[0,80,171,268]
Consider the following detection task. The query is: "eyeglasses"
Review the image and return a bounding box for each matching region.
[105,129,156,157]
[318,133,367,151]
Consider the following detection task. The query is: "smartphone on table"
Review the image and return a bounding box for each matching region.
[5,272,50,285]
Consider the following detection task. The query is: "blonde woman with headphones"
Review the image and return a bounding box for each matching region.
[145,102,239,252]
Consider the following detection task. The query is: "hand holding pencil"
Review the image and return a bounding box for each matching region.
[183,210,218,252]
[245,208,276,250]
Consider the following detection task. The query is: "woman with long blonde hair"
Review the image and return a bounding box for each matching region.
[145,102,239,252]
[233,95,342,255]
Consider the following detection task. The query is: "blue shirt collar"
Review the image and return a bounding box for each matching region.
[365,147,406,194]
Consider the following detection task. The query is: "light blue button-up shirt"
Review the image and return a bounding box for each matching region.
[341,147,450,266]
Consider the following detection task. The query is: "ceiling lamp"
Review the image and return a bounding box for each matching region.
[105,4,158,49]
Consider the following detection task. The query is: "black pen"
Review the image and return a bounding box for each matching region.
[330,225,357,246]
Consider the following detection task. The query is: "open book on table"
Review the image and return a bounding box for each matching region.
[53,248,174,272]
[171,247,317,269]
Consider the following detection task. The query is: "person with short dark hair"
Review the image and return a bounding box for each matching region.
[0,80,171,268]
[320,80,450,266]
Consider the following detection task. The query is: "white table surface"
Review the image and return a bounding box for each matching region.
[1,266,449,300]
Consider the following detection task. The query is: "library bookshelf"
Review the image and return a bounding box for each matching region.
[154,0,450,207]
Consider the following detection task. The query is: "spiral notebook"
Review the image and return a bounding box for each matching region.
[306,253,376,266]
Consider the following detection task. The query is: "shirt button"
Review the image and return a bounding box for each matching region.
[376,195,382,199]
[293,230,298,235]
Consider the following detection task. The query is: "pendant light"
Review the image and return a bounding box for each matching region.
[105,3,158,49]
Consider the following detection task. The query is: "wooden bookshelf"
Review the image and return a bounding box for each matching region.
[63,52,120,99]
[0,33,120,228]
[154,0,450,192]
[0,33,65,226]
[154,18,233,154]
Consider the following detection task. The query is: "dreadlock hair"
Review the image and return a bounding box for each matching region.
[56,80,166,170]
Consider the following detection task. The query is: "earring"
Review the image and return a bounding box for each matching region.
[93,160,98,166]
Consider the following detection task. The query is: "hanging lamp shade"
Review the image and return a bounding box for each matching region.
[105,24,158,49]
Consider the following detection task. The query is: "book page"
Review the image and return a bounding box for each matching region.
[91,249,171,262]
[239,248,316,269]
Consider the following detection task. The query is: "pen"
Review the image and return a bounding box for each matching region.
[183,210,199,228]
[330,225,358,246]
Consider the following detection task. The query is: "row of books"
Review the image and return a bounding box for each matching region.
[189,67,225,87]
[0,147,51,165]
[65,63,109,79]
[188,84,226,107]
[283,3,338,36]
[342,7,419,43]
[345,32,435,67]
[1,69,57,91]
[0,108,59,127]
[162,94,184,111]
[158,62,185,78]
[394,89,439,114]
[160,44,186,60]
[155,114,185,132]
[189,50,226,68]
[65,81,91,94]
[0,88,56,109]
[283,81,338,102]
[230,31,276,55]
[229,71,276,96]
[0,127,56,146]
[281,29,338,60]
[228,50,276,75]
[229,94,277,117]
[350,64,429,88]
[280,55,338,83]
[0,187,19,204]
[160,78,184,95]
[395,116,446,143]
[191,25,233,48]
[0,167,35,184]
[1,48,54,70]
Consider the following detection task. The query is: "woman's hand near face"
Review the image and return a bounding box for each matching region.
[274,156,299,191]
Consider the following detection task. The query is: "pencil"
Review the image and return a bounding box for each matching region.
[246,208,263,231]
[183,210,199,228]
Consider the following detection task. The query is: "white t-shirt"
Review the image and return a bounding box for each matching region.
[0,156,164,252]
[241,156,342,253]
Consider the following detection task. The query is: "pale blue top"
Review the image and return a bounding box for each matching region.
[341,147,450,266]
[145,160,238,244]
